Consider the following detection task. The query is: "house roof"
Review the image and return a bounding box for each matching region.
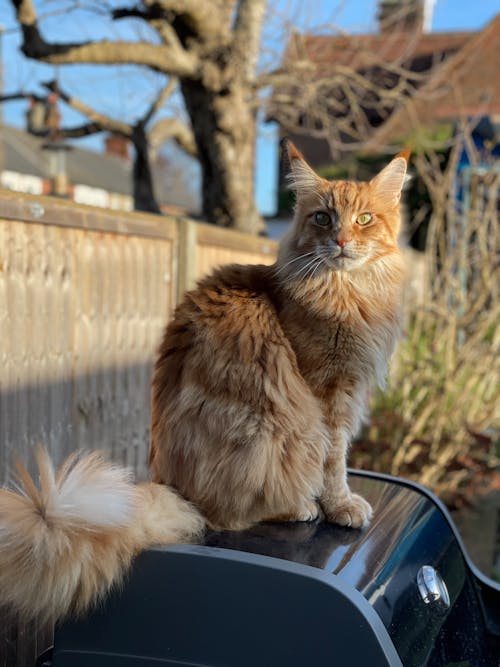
[366,14,500,149]
[0,125,197,210]
[0,125,132,195]
[285,28,473,74]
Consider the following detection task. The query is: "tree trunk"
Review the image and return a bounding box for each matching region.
[180,79,263,234]
[132,125,161,214]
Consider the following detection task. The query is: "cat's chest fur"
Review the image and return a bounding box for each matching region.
[278,296,398,398]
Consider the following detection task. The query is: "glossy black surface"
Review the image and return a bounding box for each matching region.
[205,472,500,667]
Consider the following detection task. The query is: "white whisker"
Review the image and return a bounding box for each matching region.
[274,251,317,277]
[292,256,321,281]
[302,258,323,282]
[311,257,327,280]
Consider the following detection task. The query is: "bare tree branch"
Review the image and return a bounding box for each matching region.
[58,122,102,139]
[111,6,153,22]
[111,4,198,65]
[42,78,196,159]
[11,0,199,76]
[144,0,231,44]
[42,80,133,137]
[143,77,178,126]
[0,89,103,139]
[149,116,197,156]
[0,91,43,102]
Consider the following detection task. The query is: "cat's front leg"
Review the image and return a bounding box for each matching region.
[319,436,372,529]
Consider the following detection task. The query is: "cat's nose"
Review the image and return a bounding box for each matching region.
[336,237,351,249]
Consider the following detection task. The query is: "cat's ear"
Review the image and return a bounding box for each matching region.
[370,151,409,206]
[281,138,322,195]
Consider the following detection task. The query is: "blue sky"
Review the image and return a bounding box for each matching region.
[0,1,498,215]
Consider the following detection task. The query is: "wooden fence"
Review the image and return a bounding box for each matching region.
[0,189,277,666]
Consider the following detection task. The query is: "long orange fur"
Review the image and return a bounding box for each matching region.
[0,141,407,622]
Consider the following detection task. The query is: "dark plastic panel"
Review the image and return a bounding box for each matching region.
[53,546,403,666]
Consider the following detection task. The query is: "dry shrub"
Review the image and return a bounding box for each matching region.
[354,133,499,507]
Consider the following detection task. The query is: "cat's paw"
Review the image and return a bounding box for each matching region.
[295,499,321,522]
[323,493,372,529]
[264,499,320,523]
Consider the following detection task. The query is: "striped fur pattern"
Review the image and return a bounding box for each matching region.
[151,140,407,531]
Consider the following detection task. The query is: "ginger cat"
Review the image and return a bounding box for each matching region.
[0,141,407,622]
[150,140,407,531]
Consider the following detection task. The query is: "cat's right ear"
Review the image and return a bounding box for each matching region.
[281,138,322,195]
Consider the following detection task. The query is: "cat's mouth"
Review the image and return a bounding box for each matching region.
[323,250,364,271]
[330,248,356,261]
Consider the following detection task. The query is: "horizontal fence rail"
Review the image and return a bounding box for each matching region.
[0,189,278,667]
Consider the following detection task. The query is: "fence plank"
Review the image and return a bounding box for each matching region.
[177,218,198,300]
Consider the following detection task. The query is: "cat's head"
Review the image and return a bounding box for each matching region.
[277,140,407,279]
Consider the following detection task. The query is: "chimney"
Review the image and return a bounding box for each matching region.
[422,0,436,33]
[105,133,130,161]
[377,0,425,34]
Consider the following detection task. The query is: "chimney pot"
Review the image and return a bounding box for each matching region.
[105,133,130,161]
[377,0,425,34]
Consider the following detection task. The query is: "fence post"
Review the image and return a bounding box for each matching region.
[177,218,198,302]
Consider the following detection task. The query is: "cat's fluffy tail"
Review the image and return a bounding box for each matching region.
[0,447,204,623]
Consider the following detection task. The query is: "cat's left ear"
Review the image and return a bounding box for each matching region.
[281,138,323,195]
[370,151,409,206]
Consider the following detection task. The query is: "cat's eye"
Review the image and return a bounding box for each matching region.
[313,211,331,226]
[356,212,372,226]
